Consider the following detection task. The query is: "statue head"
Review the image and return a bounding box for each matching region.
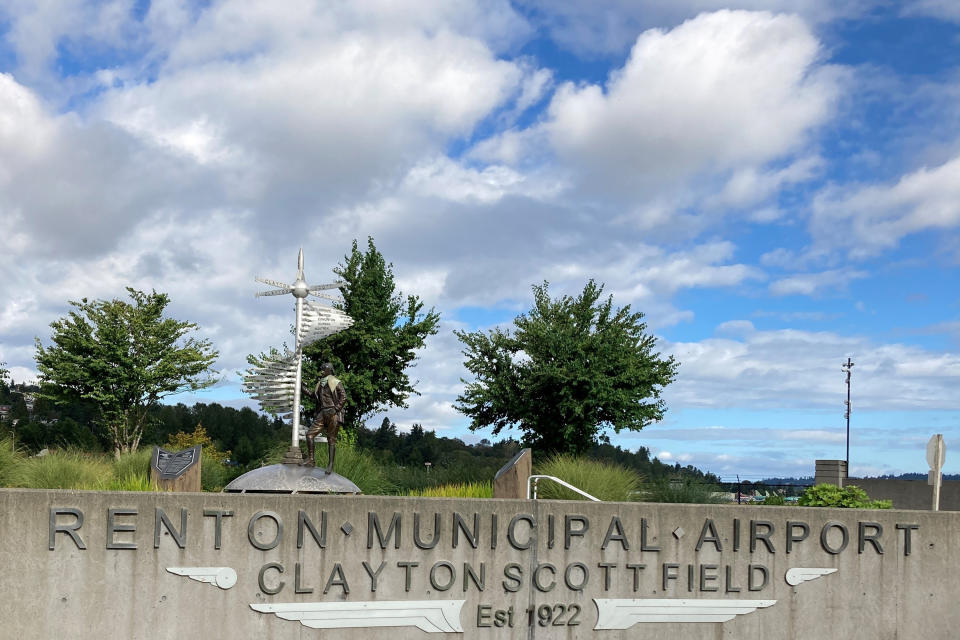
[321,362,335,376]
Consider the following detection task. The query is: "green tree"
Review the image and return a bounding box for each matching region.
[302,238,440,429]
[0,362,9,402]
[34,289,218,456]
[455,280,677,455]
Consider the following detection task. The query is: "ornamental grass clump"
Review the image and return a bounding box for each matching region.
[0,436,26,486]
[319,437,394,495]
[643,477,727,504]
[106,448,157,492]
[13,448,113,490]
[534,454,642,502]
[408,481,493,499]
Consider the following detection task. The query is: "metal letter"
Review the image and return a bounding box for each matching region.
[414,513,441,549]
[785,521,809,554]
[748,564,769,591]
[565,515,589,549]
[368,512,401,549]
[429,561,456,591]
[297,510,326,549]
[362,561,386,592]
[154,507,187,549]
[507,514,536,550]
[820,521,849,555]
[858,522,883,554]
[259,562,284,595]
[49,508,85,551]
[602,516,630,550]
[896,523,919,556]
[106,508,137,550]
[295,562,314,594]
[453,513,479,549]
[533,563,557,592]
[750,520,775,553]
[248,511,283,550]
[203,509,233,550]
[323,562,349,595]
[696,519,722,552]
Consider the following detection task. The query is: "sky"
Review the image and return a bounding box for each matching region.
[1,0,959,480]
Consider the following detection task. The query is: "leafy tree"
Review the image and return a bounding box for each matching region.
[302,238,440,429]
[455,280,677,455]
[0,362,10,404]
[167,424,230,463]
[34,289,218,456]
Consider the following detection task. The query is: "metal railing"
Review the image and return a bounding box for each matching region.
[527,475,600,501]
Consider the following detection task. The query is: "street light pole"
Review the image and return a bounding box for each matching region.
[842,357,854,470]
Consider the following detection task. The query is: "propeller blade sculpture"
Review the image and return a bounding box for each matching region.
[244,249,354,457]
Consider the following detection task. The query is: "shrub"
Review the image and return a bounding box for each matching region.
[167,424,230,463]
[760,494,786,506]
[409,482,493,498]
[534,454,642,502]
[643,477,727,504]
[798,483,892,509]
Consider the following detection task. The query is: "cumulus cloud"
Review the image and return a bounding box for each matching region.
[545,11,840,195]
[472,9,844,233]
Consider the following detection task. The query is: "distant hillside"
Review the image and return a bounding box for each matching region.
[762,473,960,484]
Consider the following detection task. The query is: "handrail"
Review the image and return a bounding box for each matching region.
[527,475,601,501]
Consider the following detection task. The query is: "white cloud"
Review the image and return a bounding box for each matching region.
[543,11,841,197]
[400,157,563,204]
[666,326,960,411]
[901,0,960,21]
[705,155,822,210]
[769,268,867,296]
[812,155,960,257]
[468,9,846,233]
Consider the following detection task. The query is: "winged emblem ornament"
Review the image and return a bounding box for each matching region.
[166,567,237,590]
[593,598,777,629]
[250,599,466,633]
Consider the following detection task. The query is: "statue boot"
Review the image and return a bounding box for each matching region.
[325,441,335,475]
[302,439,315,467]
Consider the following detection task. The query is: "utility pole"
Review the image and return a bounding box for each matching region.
[842,357,854,470]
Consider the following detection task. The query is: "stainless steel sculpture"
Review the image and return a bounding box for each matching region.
[242,248,354,465]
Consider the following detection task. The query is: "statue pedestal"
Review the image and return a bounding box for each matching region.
[222,463,361,494]
[280,446,305,465]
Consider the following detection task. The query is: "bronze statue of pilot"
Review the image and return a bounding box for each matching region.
[302,362,347,473]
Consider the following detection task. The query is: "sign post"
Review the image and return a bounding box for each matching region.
[926,434,946,511]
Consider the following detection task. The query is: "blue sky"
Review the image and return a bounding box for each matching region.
[0,0,958,479]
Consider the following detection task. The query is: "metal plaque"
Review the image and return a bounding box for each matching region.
[152,445,202,480]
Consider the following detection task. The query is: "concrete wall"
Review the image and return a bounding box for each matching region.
[1,488,958,639]
[847,477,960,511]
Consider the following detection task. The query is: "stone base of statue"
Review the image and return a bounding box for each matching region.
[280,445,306,465]
[222,463,361,494]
